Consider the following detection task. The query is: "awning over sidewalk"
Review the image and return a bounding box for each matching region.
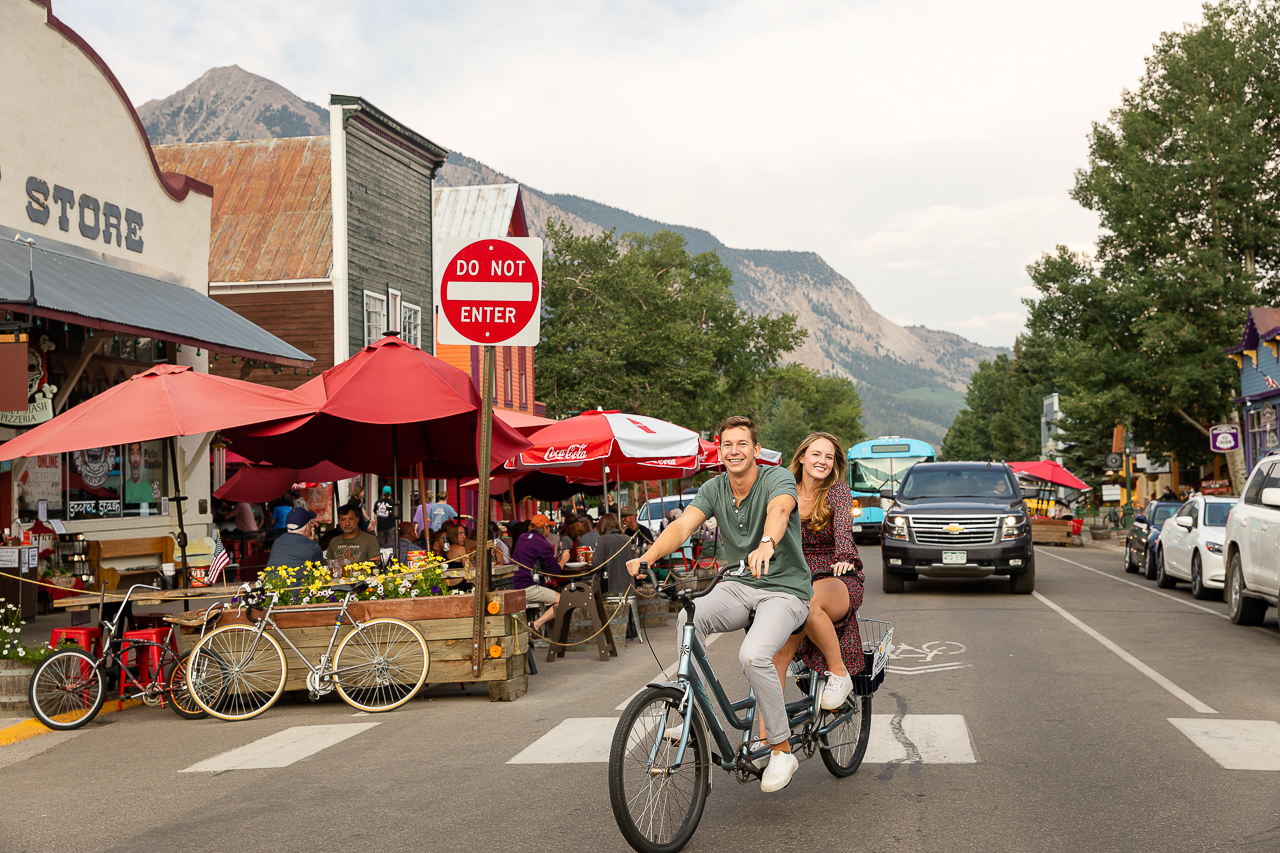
[0,238,312,367]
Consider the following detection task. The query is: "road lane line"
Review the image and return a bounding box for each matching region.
[1037,548,1228,619]
[181,723,380,772]
[508,718,618,763]
[1033,591,1217,714]
[615,633,720,711]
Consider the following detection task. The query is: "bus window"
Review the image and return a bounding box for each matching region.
[851,456,932,492]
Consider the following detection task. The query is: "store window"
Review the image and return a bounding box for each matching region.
[14,440,168,523]
[363,291,387,347]
[1248,404,1278,467]
[402,303,422,347]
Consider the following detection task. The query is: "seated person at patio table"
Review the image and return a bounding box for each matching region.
[512,514,570,631]
[264,508,324,584]
[326,503,381,565]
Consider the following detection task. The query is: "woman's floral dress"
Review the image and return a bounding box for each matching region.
[794,480,866,675]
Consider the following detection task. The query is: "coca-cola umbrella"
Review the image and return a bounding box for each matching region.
[0,364,315,582]
[463,470,620,503]
[507,409,701,512]
[699,438,783,470]
[214,460,359,504]
[223,335,533,528]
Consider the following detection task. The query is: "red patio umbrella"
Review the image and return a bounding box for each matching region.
[1008,460,1089,491]
[214,460,359,503]
[698,438,783,470]
[0,363,315,582]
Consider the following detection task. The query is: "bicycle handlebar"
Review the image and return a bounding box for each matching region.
[640,560,749,603]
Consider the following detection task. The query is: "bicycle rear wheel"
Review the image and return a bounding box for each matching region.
[819,693,872,777]
[609,686,710,853]
[29,649,105,731]
[333,618,429,712]
[187,625,287,721]
[167,649,219,720]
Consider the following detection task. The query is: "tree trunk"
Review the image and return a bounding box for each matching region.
[1224,409,1248,495]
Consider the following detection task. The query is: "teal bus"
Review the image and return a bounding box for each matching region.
[847,437,936,542]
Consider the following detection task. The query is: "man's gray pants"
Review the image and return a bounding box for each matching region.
[676,580,809,747]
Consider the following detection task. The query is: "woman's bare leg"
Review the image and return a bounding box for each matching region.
[807,578,851,677]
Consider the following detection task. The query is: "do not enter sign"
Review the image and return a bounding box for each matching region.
[434,237,543,346]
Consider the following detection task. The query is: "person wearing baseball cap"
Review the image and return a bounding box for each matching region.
[265,507,323,577]
[511,514,570,631]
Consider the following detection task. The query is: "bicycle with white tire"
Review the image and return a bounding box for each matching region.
[185,579,429,721]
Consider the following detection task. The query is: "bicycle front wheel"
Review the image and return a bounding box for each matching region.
[609,686,710,853]
[819,693,872,777]
[29,649,105,731]
[333,618,429,712]
[187,625,287,721]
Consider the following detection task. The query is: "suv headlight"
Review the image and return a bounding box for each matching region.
[1001,514,1027,540]
[850,499,862,519]
[884,515,909,540]
[1205,541,1223,554]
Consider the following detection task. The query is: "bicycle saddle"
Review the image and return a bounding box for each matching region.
[330,580,371,594]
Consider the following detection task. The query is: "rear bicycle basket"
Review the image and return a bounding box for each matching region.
[852,617,893,695]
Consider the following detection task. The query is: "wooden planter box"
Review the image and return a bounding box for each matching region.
[178,590,529,702]
[1030,518,1075,546]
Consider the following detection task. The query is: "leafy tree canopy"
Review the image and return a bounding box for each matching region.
[750,363,867,463]
[537,222,806,433]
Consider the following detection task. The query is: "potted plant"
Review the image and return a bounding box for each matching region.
[0,599,58,713]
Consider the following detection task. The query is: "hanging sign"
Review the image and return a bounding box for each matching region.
[1209,424,1241,453]
[434,237,543,346]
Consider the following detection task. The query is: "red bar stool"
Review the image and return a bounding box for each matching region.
[51,626,103,658]
[119,627,177,707]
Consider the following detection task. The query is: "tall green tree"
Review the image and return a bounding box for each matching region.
[751,364,866,463]
[1029,0,1280,488]
[940,332,1052,463]
[537,223,806,431]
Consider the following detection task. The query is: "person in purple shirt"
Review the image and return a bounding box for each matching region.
[511,513,569,631]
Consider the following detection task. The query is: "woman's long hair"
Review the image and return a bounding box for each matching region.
[788,432,847,533]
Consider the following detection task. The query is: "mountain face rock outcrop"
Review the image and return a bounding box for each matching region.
[142,68,1007,445]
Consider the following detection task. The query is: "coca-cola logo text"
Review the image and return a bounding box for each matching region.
[544,444,589,461]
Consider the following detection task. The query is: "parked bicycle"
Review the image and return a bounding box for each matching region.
[28,584,214,730]
[185,579,430,721]
[609,561,892,853]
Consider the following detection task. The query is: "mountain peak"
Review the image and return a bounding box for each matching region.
[138,65,328,145]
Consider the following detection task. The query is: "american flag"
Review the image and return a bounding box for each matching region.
[206,535,230,586]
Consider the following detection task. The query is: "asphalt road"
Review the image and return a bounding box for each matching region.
[4,542,1280,853]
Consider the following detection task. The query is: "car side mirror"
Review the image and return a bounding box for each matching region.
[1262,487,1280,508]
[1134,514,1147,525]
[879,487,895,501]
[1174,516,1194,529]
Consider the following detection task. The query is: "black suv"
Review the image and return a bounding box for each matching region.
[879,461,1034,594]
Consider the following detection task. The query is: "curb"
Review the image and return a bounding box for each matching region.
[0,698,144,748]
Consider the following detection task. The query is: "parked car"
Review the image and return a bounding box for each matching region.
[1124,500,1182,579]
[879,461,1034,594]
[1152,495,1237,599]
[1223,452,1280,624]
[635,495,695,536]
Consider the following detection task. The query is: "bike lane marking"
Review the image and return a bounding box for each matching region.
[1036,549,1227,619]
[1032,591,1217,714]
[181,723,380,772]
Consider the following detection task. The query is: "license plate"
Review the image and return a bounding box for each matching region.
[852,524,862,532]
[942,551,967,565]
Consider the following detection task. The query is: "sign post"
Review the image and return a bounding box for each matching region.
[434,237,543,677]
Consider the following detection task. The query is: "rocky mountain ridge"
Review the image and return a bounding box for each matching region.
[138,67,1006,445]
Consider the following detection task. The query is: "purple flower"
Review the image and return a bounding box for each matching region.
[431,586,440,595]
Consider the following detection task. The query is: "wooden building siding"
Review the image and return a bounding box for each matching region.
[344,120,435,356]
[210,293,334,390]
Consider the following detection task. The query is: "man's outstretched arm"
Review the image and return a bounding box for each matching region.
[627,506,707,576]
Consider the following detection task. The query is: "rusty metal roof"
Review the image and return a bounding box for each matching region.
[154,137,333,283]
[434,184,527,239]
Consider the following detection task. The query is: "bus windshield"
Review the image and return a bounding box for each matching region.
[852,456,932,492]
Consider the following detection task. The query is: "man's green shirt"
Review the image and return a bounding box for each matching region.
[690,465,811,601]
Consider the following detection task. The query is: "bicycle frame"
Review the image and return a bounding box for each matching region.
[240,589,369,682]
[650,594,854,773]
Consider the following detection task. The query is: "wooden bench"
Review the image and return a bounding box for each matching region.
[91,536,176,590]
[1030,518,1074,546]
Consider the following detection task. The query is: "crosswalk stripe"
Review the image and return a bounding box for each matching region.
[181,723,380,772]
[1169,718,1280,770]
[507,714,974,765]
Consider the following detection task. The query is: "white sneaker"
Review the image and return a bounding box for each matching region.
[821,673,854,711]
[760,750,799,792]
[747,739,769,770]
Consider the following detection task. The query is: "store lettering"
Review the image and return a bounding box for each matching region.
[24,176,144,253]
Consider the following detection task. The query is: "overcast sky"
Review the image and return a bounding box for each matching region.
[57,0,1212,348]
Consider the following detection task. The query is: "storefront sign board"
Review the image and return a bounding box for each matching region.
[1210,424,1241,453]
